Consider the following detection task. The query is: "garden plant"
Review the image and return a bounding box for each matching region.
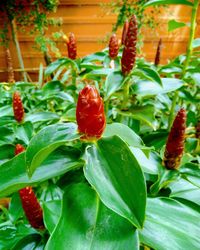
[0,0,200,249]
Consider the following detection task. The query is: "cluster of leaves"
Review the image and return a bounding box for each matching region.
[0,1,200,250]
[0,0,61,54]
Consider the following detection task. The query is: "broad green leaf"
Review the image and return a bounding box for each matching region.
[9,192,23,223]
[26,123,79,176]
[103,123,144,147]
[14,122,33,145]
[45,58,77,76]
[82,52,106,63]
[132,78,184,96]
[140,197,200,250]
[0,105,12,117]
[84,68,113,79]
[169,178,200,206]
[46,183,139,250]
[168,20,187,32]
[104,70,124,100]
[0,127,14,146]
[80,63,103,70]
[0,116,15,126]
[25,112,60,124]
[160,66,182,74]
[0,147,83,197]
[43,200,62,233]
[0,144,14,165]
[12,234,44,250]
[192,38,200,48]
[143,0,193,8]
[84,136,146,228]
[143,131,168,150]
[130,147,158,174]
[134,67,162,86]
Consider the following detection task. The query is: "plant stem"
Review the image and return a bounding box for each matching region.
[168,0,199,129]
[182,0,199,77]
[10,20,28,82]
[122,76,130,110]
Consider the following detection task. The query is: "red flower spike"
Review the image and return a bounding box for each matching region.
[109,34,119,59]
[15,144,25,155]
[121,20,129,45]
[163,108,186,170]
[13,92,24,123]
[154,38,162,66]
[76,85,106,140]
[67,32,77,60]
[19,187,44,230]
[121,15,137,76]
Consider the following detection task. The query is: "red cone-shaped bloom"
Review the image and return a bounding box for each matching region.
[13,92,24,123]
[121,15,137,75]
[109,34,119,59]
[154,38,162,66]
[76,85,106,140]
[121,20,129,45]
[67,32,77,60]
[19,187,44,230]
[163,108,186,170]
[15,144,25,155]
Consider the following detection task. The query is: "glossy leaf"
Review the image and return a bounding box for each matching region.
[169,177,200,206]
[0,147,83,197]
[46,183,139,250]
[14,122,33,145]
[43,200,62,233]
[26,123,80,176]
[82,52,106,63]
[134,67,162,86]
[84,136,146,228]
[140,197,200,250]
[103,123,144,147]
[25,112,60,124]
[132,78,184,96]
[104,70,124,100]
[143,0,193,8]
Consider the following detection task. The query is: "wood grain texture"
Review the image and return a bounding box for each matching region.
[0,1,199,81]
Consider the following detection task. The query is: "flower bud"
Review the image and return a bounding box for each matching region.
[121,15,137,75]
[154,38,162,66]
[76,85,106,140]
[13,92,24,123]
[163,108,186,170]
[19,187,44,230]
[109,34,119,59]
[67,32,77,60]
[121,20,129,45]
[15,144,25,155]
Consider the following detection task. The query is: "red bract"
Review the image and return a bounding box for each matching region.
[121,20,129,45]
[163,108,186,170]
[13,91,24,123]
[19,187,44,230]
[154,38,162,66]
[76,85,106,140]
[67,32,77,60]
[15,144,25,155]
[121,15,137,76]
[109,34,119,59]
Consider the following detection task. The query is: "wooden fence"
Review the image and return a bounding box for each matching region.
[0,0,199,81]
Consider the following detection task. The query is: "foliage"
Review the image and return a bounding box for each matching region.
[0,0,199,249]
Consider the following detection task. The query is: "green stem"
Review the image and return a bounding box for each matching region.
[10,20,28,82]
[182,0,199,77]
[168,0,199,128]
[122,76,130,110]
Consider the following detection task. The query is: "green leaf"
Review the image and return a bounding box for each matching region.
[84,68,113,80]
[168,20,187,32]
[0,144,14,165]
[192,38,200,48]
[103,123,144,147]
[130,147,158,175]
[46,183,139,250]
[104,70,124,100]
[134,67,162,86]
[14,122,33,145]
[12,234,44,250]
[0,147,83,197]
[82,52,106,63]
[132,78,184,96]
[9,192,23,223]
[43,200,62,233]
[45,58,77,76]
[25,112,60,124]
[0,105,13,117]
[169,178,200,206]
[143,0,193,8]
[140,197,200,250]
[80,63,103,70]
[26,123,80,177]
[84,136,146,228]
